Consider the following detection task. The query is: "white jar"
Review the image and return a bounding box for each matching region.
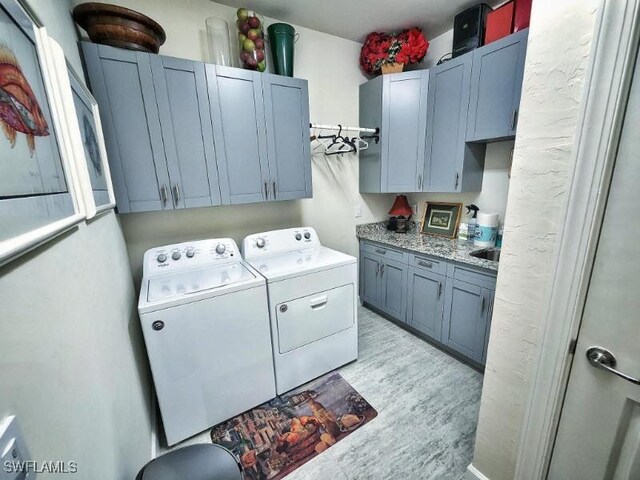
[474,213,499,248]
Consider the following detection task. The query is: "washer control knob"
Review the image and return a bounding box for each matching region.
[215,243,226,255]
[304,231,311,239]
[157,254,167,263]
[172,251,181,261]
[295,233,302,241]
[256,237,266,248]
[186,249,195,258]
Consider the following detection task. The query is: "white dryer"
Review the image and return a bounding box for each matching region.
[138,238,276,446]
[242,227,358,395]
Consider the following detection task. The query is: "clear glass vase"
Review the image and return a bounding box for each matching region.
[206,17,232,66]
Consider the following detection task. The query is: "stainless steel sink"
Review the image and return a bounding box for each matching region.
[469,248,501,262]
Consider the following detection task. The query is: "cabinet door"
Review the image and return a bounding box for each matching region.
[442,279,490,363]
[425,53,473,192]
[151,56,221,209]
[82,43,171,212]
[378,258,408,321]
[407,267,445,340]
[467,29,528,142]
[381,71,428,192]
[206,65,270,204]
[262,74,312,200]
[360,252,381,308]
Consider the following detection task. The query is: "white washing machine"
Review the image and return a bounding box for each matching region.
[138,238,276,446]
[242,227,358,395]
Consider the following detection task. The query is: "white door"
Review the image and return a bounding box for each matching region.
[547,48,640,478]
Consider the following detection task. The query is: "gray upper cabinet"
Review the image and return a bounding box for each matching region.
[442,279,492,363]
[82,43,170,213]
[407,266,445,340]
[262,74,312,200]
[207,65,270,205]
[151,56,221,209]
[467,29,528,142]
[359,70,429,193]
[425,53,486,193]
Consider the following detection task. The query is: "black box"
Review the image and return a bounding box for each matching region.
[453,3,492,58]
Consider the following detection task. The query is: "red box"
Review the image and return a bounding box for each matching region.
[514,0,532,31]
[484,1,514,45]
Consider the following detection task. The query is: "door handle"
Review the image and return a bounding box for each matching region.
[264,181,269,200]
[586,347,640,385]
[159,184,168,207]
[376,264,380,276]
[418,260,433,269]
[375,248,387,255]
[455,172,460,189]
[511,108,519,131]
[172,184,180,207]
[488,299,494,319]
[438,282,442,298]
[309,295,328,309]
[480,295,485,312]
[380,264,385,277]
[418,174,423,190]
[272,181,277,199]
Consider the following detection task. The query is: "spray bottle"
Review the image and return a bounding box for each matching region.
[466,205,479,242]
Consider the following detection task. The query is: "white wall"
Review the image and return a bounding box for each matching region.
[471,1,598,478]
[0,2,152,478]
[72,0,394,280]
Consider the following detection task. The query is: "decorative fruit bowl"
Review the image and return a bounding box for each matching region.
[72,2,166,54]
[235,8,266,71]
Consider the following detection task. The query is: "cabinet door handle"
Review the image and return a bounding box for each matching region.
[375,248,387,255]
[264,181,269,200]
[418,260,433,269]
[438,282,442,298]
[376,264,380,276]
[455,172,460,189]
[511,108,519,130]
[418,174,423,190]
[159,184,168,207]
[272,181,277,199]
[380,264,385,277]
[172,184,180,207]
[480,295,485,312]
[488,299,494,319]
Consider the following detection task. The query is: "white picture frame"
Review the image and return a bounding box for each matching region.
[0,0,84,267]
[46,37,115,219]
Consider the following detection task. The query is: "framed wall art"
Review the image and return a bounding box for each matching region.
[47,37,115,219]
[0,0,83,266]
[420,202,463,238]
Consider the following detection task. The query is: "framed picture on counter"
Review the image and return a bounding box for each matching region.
[420,202,462,238]
[0,0,84,266]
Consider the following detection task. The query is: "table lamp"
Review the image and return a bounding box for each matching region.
[388,195,413,233]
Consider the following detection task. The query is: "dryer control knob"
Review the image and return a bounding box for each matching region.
[256,238,266,248]
[157,254,167,263]
[295,233,302,241]
[172,251,181,261]
[215,243,226,255]
[304,232,311,239]
[186,249,195,258]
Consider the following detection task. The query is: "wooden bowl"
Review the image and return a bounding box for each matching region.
[72,2,166,53]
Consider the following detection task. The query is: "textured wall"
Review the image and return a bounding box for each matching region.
[0,2,153,478]
[471,1,598,478]
[71,0,395,280]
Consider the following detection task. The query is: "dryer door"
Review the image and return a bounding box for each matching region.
[276,284,355,353]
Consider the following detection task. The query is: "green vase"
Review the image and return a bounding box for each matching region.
[267,23,295,76]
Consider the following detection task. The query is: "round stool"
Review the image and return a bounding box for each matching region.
[136,444,242,480]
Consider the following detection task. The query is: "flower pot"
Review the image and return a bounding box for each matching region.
[381,62,404,74]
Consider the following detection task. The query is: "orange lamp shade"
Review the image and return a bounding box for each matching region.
[388,195,413,217]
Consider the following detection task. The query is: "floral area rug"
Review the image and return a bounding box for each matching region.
[210,371,377,479]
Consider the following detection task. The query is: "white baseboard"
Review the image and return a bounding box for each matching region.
[467,464,491,480]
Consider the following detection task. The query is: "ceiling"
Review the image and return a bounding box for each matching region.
[213,0,497,43]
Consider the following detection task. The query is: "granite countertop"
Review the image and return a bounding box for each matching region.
[356,222,499,272]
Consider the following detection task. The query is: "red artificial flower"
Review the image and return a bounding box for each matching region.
[359,27,429,76]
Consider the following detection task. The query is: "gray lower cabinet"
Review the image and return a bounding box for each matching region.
[442,279,493,364]
[359,240,495,366]
[82,43,171,213]
[407,266,445,339]
[467,29,528,142]
[82,43,311,212]
[359,70,429,193]
[425,53,486,193]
